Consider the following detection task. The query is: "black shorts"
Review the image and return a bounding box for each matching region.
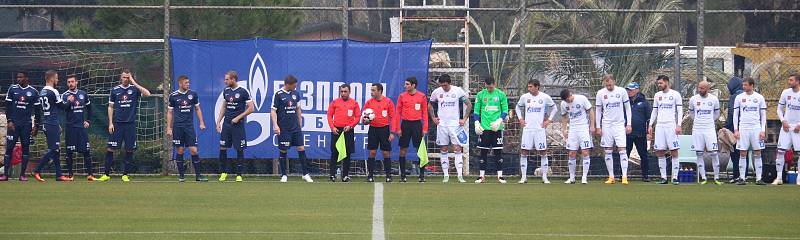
[65,127,90,152]
[42,124,61,150]
[399,120,423,148]
[172,125,197,147]
[108,122,137,150]
[478,130,503,150]
[367,126,392,151]
[331,127,355,157]
[220,122,246,149]
[278,131,304,149]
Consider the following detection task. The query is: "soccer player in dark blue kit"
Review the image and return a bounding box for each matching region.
[97,69,151,182]
[271,75,313,183]
[62,74,95,181]
[1,71,41,181]
[167,75,208,182]
[215,71,254,182]
[33,70,70,182]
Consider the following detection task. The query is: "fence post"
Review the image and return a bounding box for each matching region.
[696,0,705,82]
[162,0,172,176]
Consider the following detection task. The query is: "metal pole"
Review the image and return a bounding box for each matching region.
[162,0,172,176]
[696,0,704,83]
[342,0,349,39]
[674,45,682,92]
[517,0,527,87]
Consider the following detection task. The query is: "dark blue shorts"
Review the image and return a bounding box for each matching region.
[5,122,32,148]
[172,125,197,148]
[220,122,246,149]
[42,124,61,150]
[278,131,303,149]
[108,122,137,150]
[65,127,90,152]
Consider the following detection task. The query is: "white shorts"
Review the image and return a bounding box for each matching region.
[736,129,765,151]
[777,128,800,151]
[600,125,626,148]
[436,125,468,146]
[566,130,593,151]
[520,128,547,151]
[692,129,718,152]
[653,126,680,151]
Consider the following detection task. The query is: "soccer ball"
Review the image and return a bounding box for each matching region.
[361,108,376,124]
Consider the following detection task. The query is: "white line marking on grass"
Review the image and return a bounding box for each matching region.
[2,231,797,239]
[372,182,385,240]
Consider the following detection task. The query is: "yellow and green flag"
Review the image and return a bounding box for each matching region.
[336,133,347,162]
[417,137,428,167]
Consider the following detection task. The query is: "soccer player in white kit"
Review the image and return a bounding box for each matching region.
[429,74,472,183]
[560,89,595,184]
[732,77,767,185]
[688,81,722,185]
[515,79,557,184]
[774,74,800,185]
[648,75,683,185]
[595,74,633,185]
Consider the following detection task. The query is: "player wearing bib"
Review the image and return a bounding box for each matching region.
[270,75,311,183]
[560,89,594,184]
[98,69,151,182]
[167,75,208,182]
[732,77,767,185]
[473,77,509,184]
[216,71,254,182]
[327,85,360,183]
[515,79,557,184]
[0,71,40,181]
[62,74,95,181]
[648,76,684,184]
[393,76,429,183]
[594,74,632,184]
[774,74,800,185]
[363,84,396,183]
[429,74,471,183]
[33,70,69,182]
[688,81,722,185]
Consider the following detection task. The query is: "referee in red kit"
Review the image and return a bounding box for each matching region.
[327,84,361,182]
[393,76,429,182]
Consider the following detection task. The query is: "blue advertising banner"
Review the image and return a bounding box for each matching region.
[169,38,431,160]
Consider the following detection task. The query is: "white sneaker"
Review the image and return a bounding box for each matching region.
[542,178,550,184]
[564,178,576,184]
[497,176,507,184]
[581,178,588,184]
[771,179,783,185]
[302,174,313,183]
[280,175,288,183]
[475,176,485,184]
[457,176,466,183]
[518,177,527,184]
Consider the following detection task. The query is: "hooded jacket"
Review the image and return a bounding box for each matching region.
[725,76,743,131]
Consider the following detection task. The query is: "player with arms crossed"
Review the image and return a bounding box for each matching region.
[774,74,800,185]
[648,75,683,185]
[62,74,95,181]
[732,77,767,185]
[473,77,509,184]
[688,80,722,185]
[560,89,595,184]
[98,69,151,182]
[33,70,68,182]
[1,71,40,181]
[515,79,557,184]
[362,84,395,182]
[270,75,312,183]
[429,74,471,183]
[167,75,208,182]
[595,74,633,185]
[215,71,254,182]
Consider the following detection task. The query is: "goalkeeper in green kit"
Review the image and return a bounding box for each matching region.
[473,77,509,183]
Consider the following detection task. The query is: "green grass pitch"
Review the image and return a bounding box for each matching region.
[0,176,798,240]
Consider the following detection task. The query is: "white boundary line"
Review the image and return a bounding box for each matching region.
[372,183,385,240]
[1,231,797,239]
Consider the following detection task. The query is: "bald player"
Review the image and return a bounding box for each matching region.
[688,81,722,185]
